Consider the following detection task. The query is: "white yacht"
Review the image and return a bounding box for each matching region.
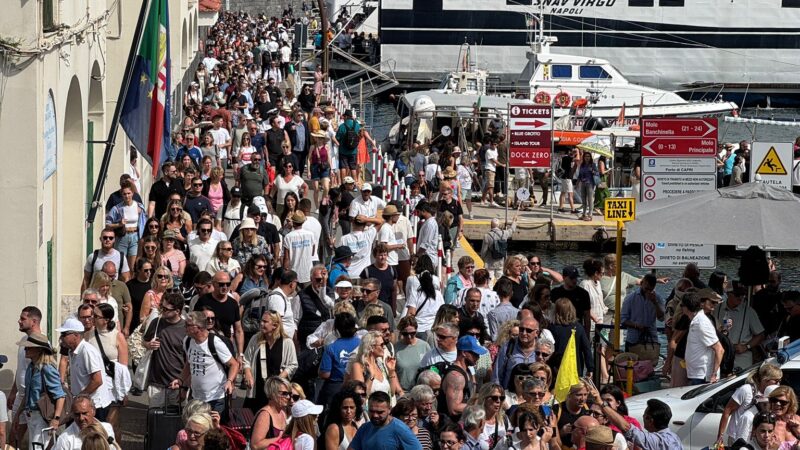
[374,0,800,104]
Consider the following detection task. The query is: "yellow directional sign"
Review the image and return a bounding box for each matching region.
[604,198,636,222]
[756,146,788,175]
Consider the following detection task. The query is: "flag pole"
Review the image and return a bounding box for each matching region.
[86,0,152,226]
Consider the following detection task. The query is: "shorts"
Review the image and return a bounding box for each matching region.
[310,163,331,180]
[460,188,473,201]
[339,153,357,170]
[561,178,574,193]
[115,231,139,257]
[485,170,496,189]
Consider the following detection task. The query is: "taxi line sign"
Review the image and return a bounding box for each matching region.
[604,198,635,222]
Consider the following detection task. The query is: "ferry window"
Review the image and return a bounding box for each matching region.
[628,0,654,5]
[551,65,572,79]
[659,0,684,5]
[508,0,533,4]
[783,0,800,6]
[579,66,611,80]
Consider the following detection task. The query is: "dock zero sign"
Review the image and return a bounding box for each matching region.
[509,104,552,169]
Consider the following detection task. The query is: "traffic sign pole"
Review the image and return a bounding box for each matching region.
[614,220,623,352]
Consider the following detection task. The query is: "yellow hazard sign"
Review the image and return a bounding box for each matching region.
[604,198,636,222]
[756,146,788,175]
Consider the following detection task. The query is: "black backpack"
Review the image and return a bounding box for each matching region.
[489,229,508,259]
[342,122,359,149]
[184,334,233,369]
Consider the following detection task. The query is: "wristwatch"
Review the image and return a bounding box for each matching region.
[746,344,752,350]
[53,415,60,420]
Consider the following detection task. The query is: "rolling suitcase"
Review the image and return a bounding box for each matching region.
[145,390,184,450]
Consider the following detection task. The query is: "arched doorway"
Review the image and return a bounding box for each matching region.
[59,76,85,300]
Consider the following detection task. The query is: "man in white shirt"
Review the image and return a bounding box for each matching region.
[52,396,115,450]
[339,215,384,278]
[298,199,322,263]
[684,292,724,385]
[348,183,386,219]
[377,205,405,270]
[390,201,415,294]
[268,270,299,338]
[209,114,232,163]
[56,317,114,420]
[419,323,459,366]
[414,202,439,268]
[482,140,503,207]
[282,211,316,284]
[174,312,239,415]
[189,218,220,271]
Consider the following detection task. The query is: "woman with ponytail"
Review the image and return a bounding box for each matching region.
[403,255,444,339]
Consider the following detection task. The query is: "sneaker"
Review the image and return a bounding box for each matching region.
[491,202,502,208]
[469,212,474,220]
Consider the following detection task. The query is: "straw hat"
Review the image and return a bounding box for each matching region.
[291,211,306,224]
[17,332,54,354]
[311,131,328,139]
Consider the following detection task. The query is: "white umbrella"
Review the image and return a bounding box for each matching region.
[626,183,800,249]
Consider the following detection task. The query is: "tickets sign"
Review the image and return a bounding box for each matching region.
[509,104,552,169]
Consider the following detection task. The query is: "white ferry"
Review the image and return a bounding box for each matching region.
[373,0,800,105]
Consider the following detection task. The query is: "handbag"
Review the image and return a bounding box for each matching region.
[36,368,73,426]
[132,317,160,391]
[628,332,660,366]
[614,352,655,382]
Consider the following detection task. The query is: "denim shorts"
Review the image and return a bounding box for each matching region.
[115,232,139,257]
[339,153,357,170]
[311,163,331,180]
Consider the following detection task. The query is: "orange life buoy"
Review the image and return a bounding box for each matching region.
[555,92,571,108]
[534,91,551,105]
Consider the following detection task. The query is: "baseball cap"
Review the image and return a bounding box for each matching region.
[231,186,242,197]
[361,183,372,192]
[343,176,355,184]
[562,265,579,279]
[457,335,488,356]
[335,280,353,289]
[56,317,85,334]
[291,400,323,418]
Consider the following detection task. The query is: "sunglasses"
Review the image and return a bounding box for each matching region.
[156,274,171,280]
[160,306,177,312]
[252,159,262,162]
[256,264,267,269]
[170,208,182,212]
[488,395,506,402]
[143,268,154,273]
[400,331,417,337]
[362,288,376,294]
[466,331,481,337]
[535,351,551,358]
[527,391,546,398]
[589,410,606,419]
[200,228,212,233]
[101,236,115,241]
[291,394,301,401]
[529,261,541,266]
[278,390,291,397]
[144,246,157,251]
[193,183,204,187]
[221,247,233,251]
[215,282,232,287]
[436,334,454,340]
[769,398,790,407]
[206,317,216,322]
[519,327,539,335]
[439,441,459,448]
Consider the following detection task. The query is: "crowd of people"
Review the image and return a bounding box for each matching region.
[9,6,800,450]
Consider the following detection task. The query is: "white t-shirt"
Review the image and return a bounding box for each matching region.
[186,335,232,402]
[275,176,305,205]
[485,148,499,172]
[420,346,457,367]
[377,223,401,266]
[457,164,473,190]
[454,287,500,318]
[209,128,231,160]
[724,384,759,443]
[69,340,114,409]
[424,163,441,183]
[294,433,315,450]
[283,229,315,283]
[403,288,444,333]
[302,216,322,261]
[53,421,114,450]
[393,215,413,262]
[348,195,386,219]
[189,238,219,271]
[579,279,607,327]
[268,289,296,337]
[239,145,257,165]
[685,313,720,380]
[340,228,378,278]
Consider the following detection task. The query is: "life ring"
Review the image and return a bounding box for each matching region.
[534,91,551,105]
[555,92,571,108]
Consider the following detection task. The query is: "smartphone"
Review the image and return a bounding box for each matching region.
[537,427,546,438]
[541,404,552,417]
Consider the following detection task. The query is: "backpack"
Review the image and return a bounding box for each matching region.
[489,229,508,260]
[37,368,73,426]
[267,436,294,450]
[240,288,271,335]
[342,121,359,149]
[184,334,231,369]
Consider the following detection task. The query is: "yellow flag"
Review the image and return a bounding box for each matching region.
[554,329,580,403]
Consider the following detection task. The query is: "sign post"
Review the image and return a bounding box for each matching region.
[508,104,552,169]
[604,198,636,352]
[751,142,792,189]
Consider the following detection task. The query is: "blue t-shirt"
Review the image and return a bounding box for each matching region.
[320,336,360,381]
[349,418,423,450]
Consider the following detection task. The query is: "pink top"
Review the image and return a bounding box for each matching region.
[208,182,224,214]
[311,145,329,165]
